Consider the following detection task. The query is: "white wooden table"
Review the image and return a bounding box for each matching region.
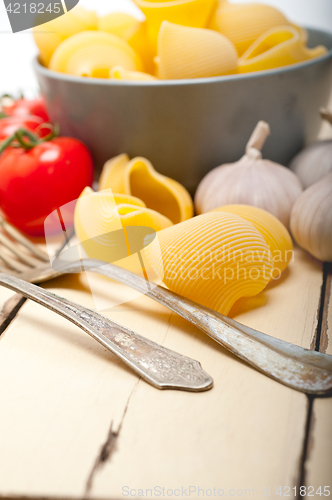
[0,129,331,500]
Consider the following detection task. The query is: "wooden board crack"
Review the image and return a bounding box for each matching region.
[83,381,139,499]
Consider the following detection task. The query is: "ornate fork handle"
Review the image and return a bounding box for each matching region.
[21,259,332,395]
[0,273,213,392]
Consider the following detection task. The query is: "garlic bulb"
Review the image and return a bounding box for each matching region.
[290,173,332,262]
[290,109,332,189]
[195,121,303,228]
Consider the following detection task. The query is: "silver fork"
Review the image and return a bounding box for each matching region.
[0,217,213,392]
[1,215,332,396]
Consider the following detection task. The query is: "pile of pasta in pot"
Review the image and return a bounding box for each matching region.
[34,0,327,81]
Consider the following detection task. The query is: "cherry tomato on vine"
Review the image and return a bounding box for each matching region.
[0,115,49,141]
[0,130,93,236]
[2,96,50,122]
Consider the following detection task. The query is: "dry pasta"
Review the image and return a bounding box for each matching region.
[99,155,194,224]
[110,66,158,81]
[212,205,293,274]
[98,14,156,74]
[146,212,274,316]
[99,154,129,194]
[209,2,291,56]
[110,193,147,208]
[49,31,142,77]
[33,6,98,66]
[156,21,237,79]
[238,25,327,73]
[36,2,327,79]
[74,186,172,266]
[127,22,157,74]
[133,0,217,48]
[98,13,141,40]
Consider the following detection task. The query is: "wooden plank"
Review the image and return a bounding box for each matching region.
[0,272,140,498]
[298,93,332,494]
[89,249,322,499]
[305,264,332,492]
[0,290,25,335]
[0,84,330,500]
[0,245,324,498]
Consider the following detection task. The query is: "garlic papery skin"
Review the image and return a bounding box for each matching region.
[195,121,303,228]
[290,109,332,189]
[290,173,332,262]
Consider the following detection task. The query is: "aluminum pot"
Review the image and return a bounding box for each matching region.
[34,28,332,193]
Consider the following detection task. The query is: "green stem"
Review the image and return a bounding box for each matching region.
[0,133,16,154]
[14,130,38,151]
[17,128,40,143]
[0,125,59,155]
[0,129,38,154]
[37,122,60,142]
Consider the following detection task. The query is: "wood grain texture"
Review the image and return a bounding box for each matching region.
[305,264,332,492]
[0,272,139,498]
[297,93,332,495]
[0,88,331,500]
[0,292,25,335]
[0,248,325,499]
[83,250,322,498]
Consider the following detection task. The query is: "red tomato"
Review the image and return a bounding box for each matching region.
[0,138,93,236]
[2,97,50,122]
[0,115,49,141]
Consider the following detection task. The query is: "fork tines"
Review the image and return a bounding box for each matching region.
[0,215,49,275]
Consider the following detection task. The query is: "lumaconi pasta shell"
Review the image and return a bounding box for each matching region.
[99,154,129,194]
[212,205,293,274]
[71,6,98,28]
[49,31,143,77]
[75,187,122,245]
[145,212,274,316]
[33,7,98,67]
[157,21,237,79]
[292,25,308,43]
[99,155,194,224]
[127,21,157,74]
[116,204,173,231]
[98,14,156,74]
[98,12,141,40]
[209,2,290,56]
[111,193,146,208]
[110,66,158,81]
[238,25,327,73]
[123,157,194,223]
[74,187,172,271]
[80,186,147,210]
[133,0,217,49]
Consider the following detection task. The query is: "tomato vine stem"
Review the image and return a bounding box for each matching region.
[0,124,60,154]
